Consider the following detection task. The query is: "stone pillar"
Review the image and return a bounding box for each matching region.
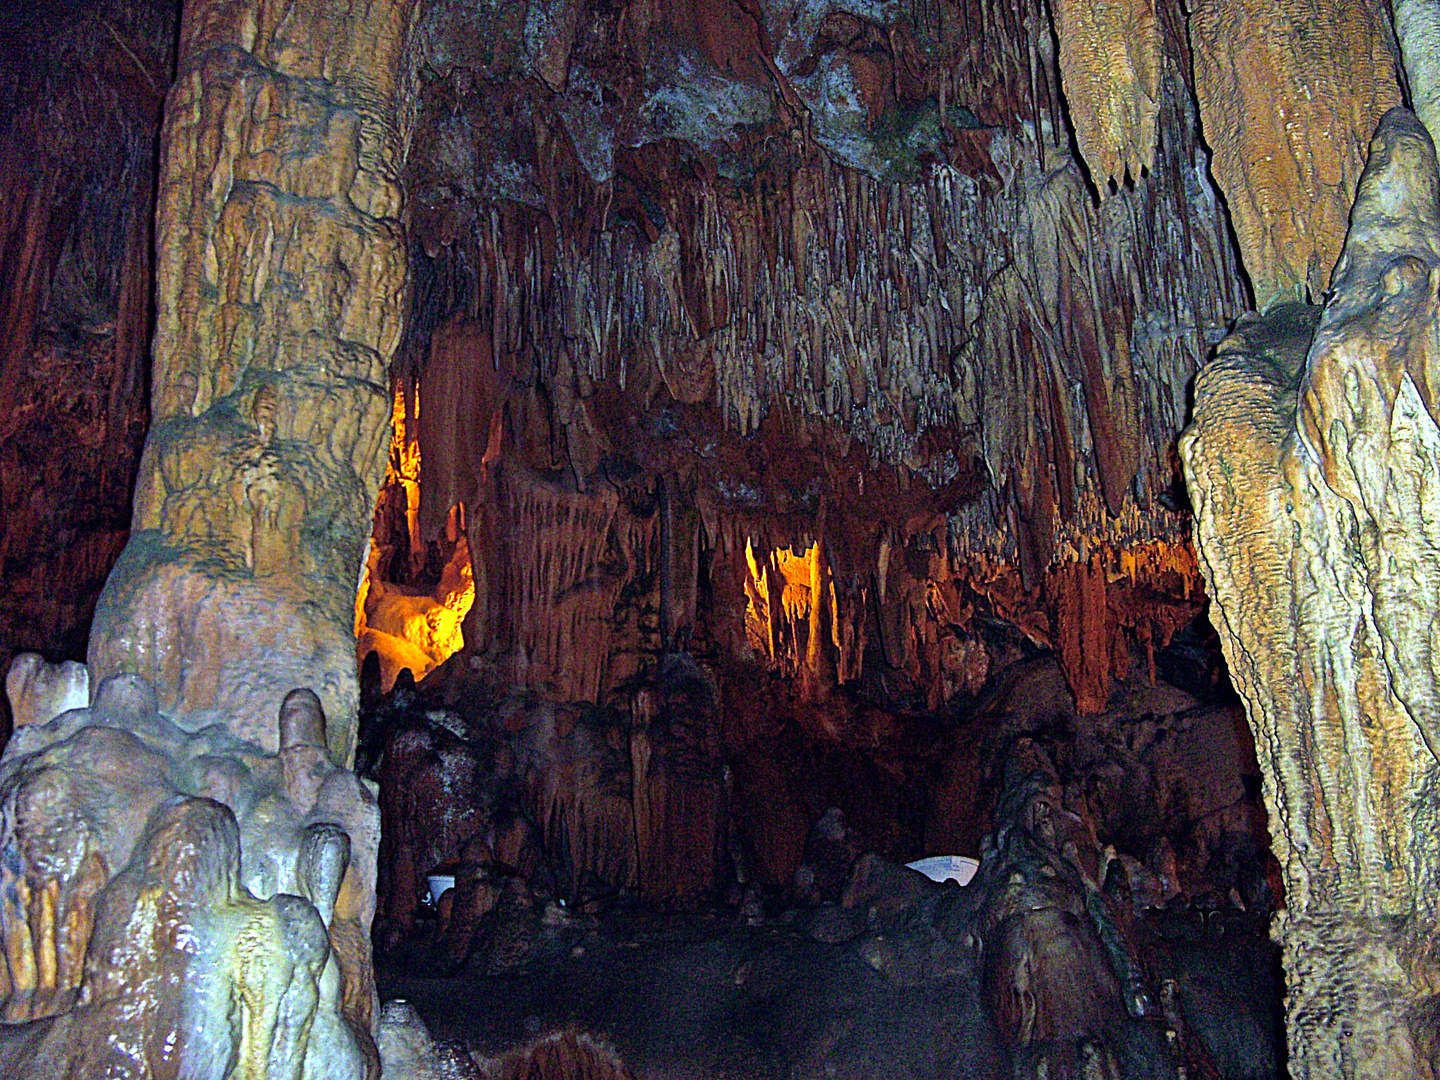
[1182,109,1440,1078]
[88,0,418,765]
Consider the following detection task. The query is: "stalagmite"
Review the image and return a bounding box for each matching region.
[1182,108,1440,1077]
[0,670,380,1075]
[86,0,418,765]
[0,0,418,1074]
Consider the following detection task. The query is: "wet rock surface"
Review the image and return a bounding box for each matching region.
[0,662,381,1077]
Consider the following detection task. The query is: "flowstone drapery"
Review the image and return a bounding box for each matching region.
[0,668,379,1078]
[85,0,418,766]
[1182,108,1440,1078]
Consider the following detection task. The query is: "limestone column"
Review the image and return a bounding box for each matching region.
[89,0,418,765]
[1182,109,1440,1078]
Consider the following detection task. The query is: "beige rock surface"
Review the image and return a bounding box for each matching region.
[1181,108,1440,1077]
[0,678,380,1077]
[1051,0,1160,189]
[87,0,418,765]
[4,653,89,729]
[1189,0,1400,310]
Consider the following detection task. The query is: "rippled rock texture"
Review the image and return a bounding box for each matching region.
[1183,108,1440,1077]
[85,0,419,765]
[1188,0,1401,310]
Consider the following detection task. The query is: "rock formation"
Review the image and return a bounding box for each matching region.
[1188,0,1401,310]
[4,652,89,730]
[84,0,419,765]
[16,0,1440,1075]
[1052,0,1161,189]
[386,0,1246,723]
[0,664,380,1077]
[0,0,419,1071]
[1183,108,1440,1078]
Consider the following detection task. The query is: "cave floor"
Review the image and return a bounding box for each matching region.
[377,900,1001,1079]
[376,894,1280,1080]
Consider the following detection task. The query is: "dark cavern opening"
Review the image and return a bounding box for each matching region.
[2,0,1439,1077]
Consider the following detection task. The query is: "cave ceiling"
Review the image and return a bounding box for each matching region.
[0,0,1411,720]
[394,0,1258,712]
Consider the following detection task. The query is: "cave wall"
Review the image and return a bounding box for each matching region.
[0,0,176,731]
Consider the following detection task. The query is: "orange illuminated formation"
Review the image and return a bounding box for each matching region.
[356,385,475,690]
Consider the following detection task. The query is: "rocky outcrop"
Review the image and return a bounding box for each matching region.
[0,664,380,1077]
[85,0,419,765]
[1182,108,1440,1077]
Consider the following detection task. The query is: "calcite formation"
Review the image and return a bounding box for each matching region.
[1396,0,1440,145]
[4,652,88,730]
[1182,108,1440,1077]
[386,0,1250,717]
[1188,0,1401,309]
[85,0,418,765]
[0,662,379,1077]
[1051,0,1161,189]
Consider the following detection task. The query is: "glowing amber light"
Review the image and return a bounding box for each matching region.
[355,384,475,691]
[743,538,823,667]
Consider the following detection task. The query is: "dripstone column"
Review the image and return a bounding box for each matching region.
[1182,109,1440,1078]
[89,0,418,765]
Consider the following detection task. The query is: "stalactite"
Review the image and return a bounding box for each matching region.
[1050,0,1161,188]
[1188,0,1400,309]
[390,0,1249,714]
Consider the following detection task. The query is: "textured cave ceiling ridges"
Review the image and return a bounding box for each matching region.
[409,0,1243,548]
[385,0,1251,714]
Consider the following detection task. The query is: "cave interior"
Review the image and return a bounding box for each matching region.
[1,0,1435,1076]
